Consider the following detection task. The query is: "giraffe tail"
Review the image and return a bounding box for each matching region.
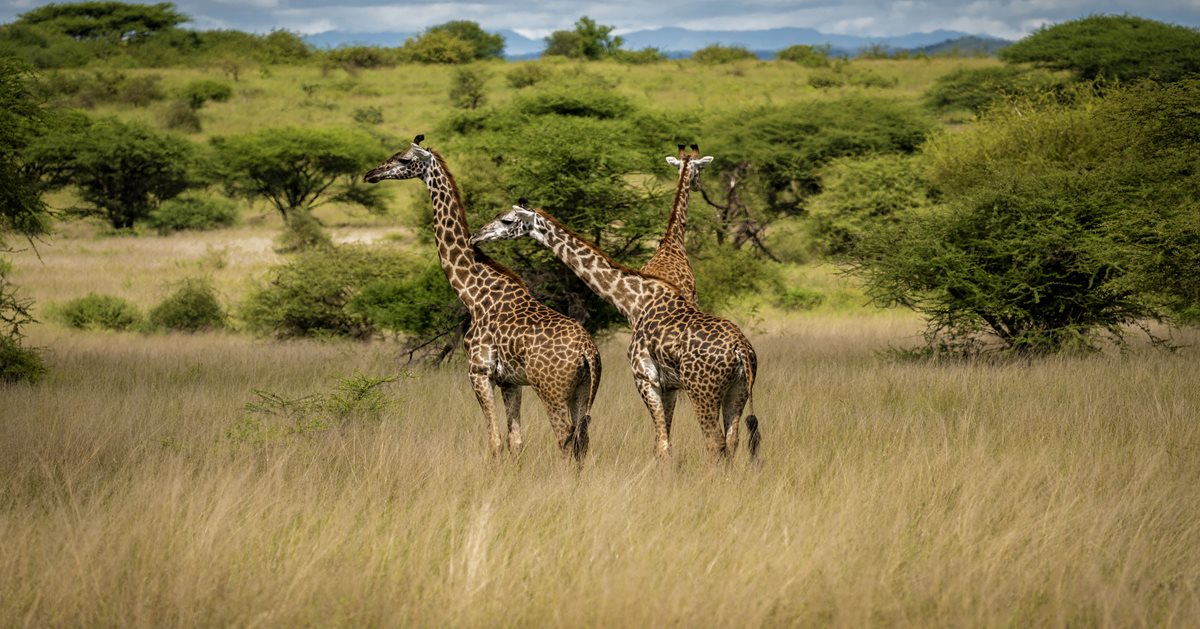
[569,348,601,463]
[739,346,761,461]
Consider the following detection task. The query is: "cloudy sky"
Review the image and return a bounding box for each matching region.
[3,0,1199,40]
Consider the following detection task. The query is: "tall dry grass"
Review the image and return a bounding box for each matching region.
[3,319,1198,627]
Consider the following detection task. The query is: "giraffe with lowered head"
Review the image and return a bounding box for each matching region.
[364,136,601,463]
[472,201,760,462]
[639,144,713,306]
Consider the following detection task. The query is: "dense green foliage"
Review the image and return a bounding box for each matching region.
[399,29,474,64]
[704,97,931,220]
[148,278,226,331]
[146,192,237,233]
[924,65,1071,113]
[0,59,49,383]
[241,245,429,339]
[180,79,232,109]
[0,2,315,68]
[26,112,194,229]
[692,44,757,64]
[849,80,1200,355]
[210,127,387,245]
[424,21,504,60]
[806,154,930,257]
[776,44,831,66]
[49,292,143,330]
[999,15,1200,82]
[543,17,623,60]
[448,67,488,109]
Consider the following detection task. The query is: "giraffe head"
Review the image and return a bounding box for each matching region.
[471,199,542,246]
[665,143,714,178]
[363,134,435,183]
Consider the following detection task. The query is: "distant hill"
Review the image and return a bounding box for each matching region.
[303,26,1010,60]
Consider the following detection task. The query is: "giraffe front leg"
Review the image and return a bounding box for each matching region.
[500,385,524,456]
[469,369,503,458]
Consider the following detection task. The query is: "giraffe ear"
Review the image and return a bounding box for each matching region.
[695,156,714,167]
[665,156,682,168]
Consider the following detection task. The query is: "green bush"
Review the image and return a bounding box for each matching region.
[0,335,45,384]
[692,44,757,64]
[1000,15,1200,82]
[514,83,633,118]
[50,293,143,330]
[352,106,384,125]
[400,30,474,64]
[241,245,422,339]
[808,71,844,89]
[327,46,398,69]
[148,278,226,332]
[777,44,831,67]
[849,81,1200,356]
[449,66,489,109]
[162,99,201,132]
[180,79,232,109]
[807,154,930,257]
[506,63,552,88]
[614,47,666,64]
[776,287,825,311]
[146,192,238,233]
[924,65,1071,113]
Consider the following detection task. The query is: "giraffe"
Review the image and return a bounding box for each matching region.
[363,136,601,464]
[639,144,713,306]
[471,202,760,462]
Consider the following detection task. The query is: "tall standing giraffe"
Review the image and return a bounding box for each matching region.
[364,136,601,463]
[639,144,713,306]
[472,203,760,462]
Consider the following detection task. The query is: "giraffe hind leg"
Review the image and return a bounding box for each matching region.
[721,375,749,458]
[501,384,523,456]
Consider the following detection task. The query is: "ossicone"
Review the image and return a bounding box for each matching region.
[413,134,425,145]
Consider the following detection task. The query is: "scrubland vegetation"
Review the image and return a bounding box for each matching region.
[3,4,1200,625]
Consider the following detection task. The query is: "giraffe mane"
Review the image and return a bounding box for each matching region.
[429,149,525,284]
[530,207,683,291]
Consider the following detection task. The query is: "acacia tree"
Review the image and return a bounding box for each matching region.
[211,127,387,248]
[1000,15,1200,82]
[426,21,504,60]
[27,113,193,229]
[846,81,1200,356]
[543,16,623,59]
[1,58,51,382]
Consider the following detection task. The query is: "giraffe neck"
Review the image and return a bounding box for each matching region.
[531,209,672,324]
[661,161,696,251]
[421,152,501,311]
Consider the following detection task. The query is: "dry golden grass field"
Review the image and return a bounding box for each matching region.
[4,224,1200,627]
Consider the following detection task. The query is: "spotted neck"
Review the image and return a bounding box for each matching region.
[529,209,675,325]
[641,156,698,298]
[422,152,511,312]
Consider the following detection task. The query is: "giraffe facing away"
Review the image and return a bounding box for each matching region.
[472,202,760,462]
[639,144,713,306]
[364,136,601,463]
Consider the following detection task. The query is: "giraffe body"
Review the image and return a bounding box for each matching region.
[472,205,760,461]
[365,140,600,462]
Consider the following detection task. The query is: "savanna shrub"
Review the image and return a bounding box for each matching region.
[776,286,824,311]
[162,99,201,132]
[241,245,421,339]
[180,79,232,110]
[777,44,831,67]
[327,46,397,69]
[808,71,844,89]
[506,63,552,88]
[148,278,226,332]
[0,335,45,384]
[146,192,238,233]
[807,154,930,257]
[352,106,383,125]
[50,293,143,330]
[692,44,757,64]
[924,65,1070,113]
[614,47,666,64]
[449,67,488,109]
[514,83,633,118]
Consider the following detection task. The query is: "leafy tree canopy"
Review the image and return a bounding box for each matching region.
[400,28,474,64]
[1000,15,1200,82]
[543,16,623,60]
[0,58,51,243]
[426,21,504,60]
[26,112,194,229]
[847,79,1200,356]
[211,127,388,221]
[17,1,187,42]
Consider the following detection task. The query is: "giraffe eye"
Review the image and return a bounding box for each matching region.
[500,218,515,226]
